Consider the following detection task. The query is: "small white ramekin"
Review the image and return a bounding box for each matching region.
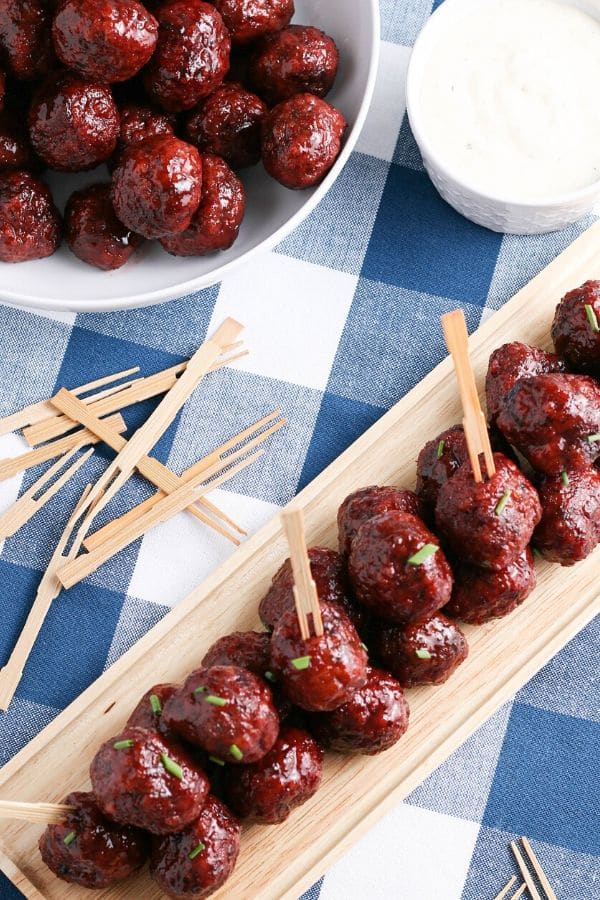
[406,0,600,235]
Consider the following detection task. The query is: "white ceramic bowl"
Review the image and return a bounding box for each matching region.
[406,0,600,235]
[1,0,379,312]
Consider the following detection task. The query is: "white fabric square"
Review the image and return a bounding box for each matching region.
[357,41,412,163]
[212,252,358,390]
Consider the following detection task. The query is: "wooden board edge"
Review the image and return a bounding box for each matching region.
[0,841,44,899]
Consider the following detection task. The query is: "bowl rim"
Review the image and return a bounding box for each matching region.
[406,0,600,211]
[2,0,381,314]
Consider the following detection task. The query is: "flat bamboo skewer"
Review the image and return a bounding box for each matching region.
[510,840,543,900]
[83,409,286,552]
[281,507,323,640]
[520,837,557,900]
[57,449,263,590]
[0,367,140,437]
[493,876,517,900]
[0,486,92,710]
[0,446,93,539]
[0,802,74,825]
[50,388,244,546]
[441,309,496,482]
[0,413,127,482]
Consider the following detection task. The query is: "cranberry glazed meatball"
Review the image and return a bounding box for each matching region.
[39,791,148,889]
[52,0,158,82]
[116,102,174,152]
[497,374,600,475]
[534,468,600,565]
[111,135,202,239]
[445,549,536,623]
[415,426,470,514]
[212,0,294,45]
[349,511,453,624]
[552,280,600,376]
[65,183,143,270]
[262,93,347,190]
[29,74,119,171]
[202,631,271,674]
[435,453,542,570]
[0,0,54,80]
[90,727,209,833]
[249,25,339,105]
[270,601,368,712]
[127,682,180,737]
[150,795,240,900]
[185,82,267,169]
[375,614,468,688]
[0,170,61,262]
[485,341,566,426]
[160,153,245,256]
[224,725,323,822]
[310,667,409,755]
[0,113,38,170]
[260,546,347,630]
[337,485,422,558]
[163,665,279,764]
[143,0,230,112]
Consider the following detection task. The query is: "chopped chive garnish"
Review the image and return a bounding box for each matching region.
[63,831,76,846]
[561,471,570,486]
[407,543,438,566]
[161,753,183,780]
[494,489,511,516]
[194,685,207,694]
[360,642,368,652]
[588,433,600,443]
[291,655,311,670]
[584,303,600,332]
[436,439,445,459]
[264,670,277,683]
[415,648,432,660]
[113,739,134,750]
[205,694,228,707]
[209,755,225,766]
[532,547,542,559]
[149,693,162,715]
[229,744,244,761]
[188,841,206,860]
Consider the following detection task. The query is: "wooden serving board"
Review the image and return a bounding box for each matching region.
[1,222,600,900]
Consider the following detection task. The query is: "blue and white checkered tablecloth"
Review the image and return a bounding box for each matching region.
[1,1,599,897]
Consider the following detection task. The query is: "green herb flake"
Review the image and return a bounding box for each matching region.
[360,642,368,652]
[263,670,277,683]
[584,303,600,333]
[63,831,76,846]
[532,547,543,560]
[113,739,134,750]
[205,694,228,707]
[436,439,445,459]
[494,489,511,516]
[415,648,432,660]
[161,753,183,780]
[561,471,570,487]
[588,433,600,443]
[194,685,207,695]
[291,655,311,671]
[229,744,244,762]
[209,755,225,767]
[149,693,162,715]
[188,841,206,860]
[407,543,438,566]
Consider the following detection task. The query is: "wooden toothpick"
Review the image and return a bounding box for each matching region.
[280,507,323,640]
[0,801,74,825]
[510,840,542,900]
[441,310,495,482]
[493,876,517,900]
[521,837,557,900]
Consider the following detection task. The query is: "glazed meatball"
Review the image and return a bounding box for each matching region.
[90,727,210,834]
[497,374,600,475]
[29,73,119,171]
[116,102,174,151]
[160,153,244,256]
[249,25,339,105]
[39,791,148,889]
[0,0,54,80]
[185,82,267,169]
[435,453,542,571]
[223,725,323,823]
[486,341,566,426]
[150,795,240,900]
[310,667,409,755]
[202,631,271,675]
[111,135,202,239]
[0,70,5,113]
[349,511,453,624]
[163,665,279,764]
[338,486,422,558]
[127,682,180,738]
[52,0,158,82]
[212,0,294,45]
[65,183,143,270]
[375,614,468,688]
[415,425,470,514]
[0,170,61,262]
[0,113,38,170]
[143,0,230,112]
[445,548,536,623]
[534,467,600,565]
[552,280,600,376]
[260,546,347,630]
[270,601,368,712]
[262,93,347,189]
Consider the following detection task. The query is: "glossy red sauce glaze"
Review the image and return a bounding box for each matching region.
[485,341,566,427]
[249,24,339,105]
[212,0,294,45]
[338,485,423,558]
[127,682,180,739]
[0,170,61,262]
[186,82,267,170]
[534,467,600,565]
[65,183,143,270]
[552,280,600,377]
[0,0,55,80]
[445,549,536,623]
[375,614,468,687]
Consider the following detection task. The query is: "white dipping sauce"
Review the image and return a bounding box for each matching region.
[419,0,600,200]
